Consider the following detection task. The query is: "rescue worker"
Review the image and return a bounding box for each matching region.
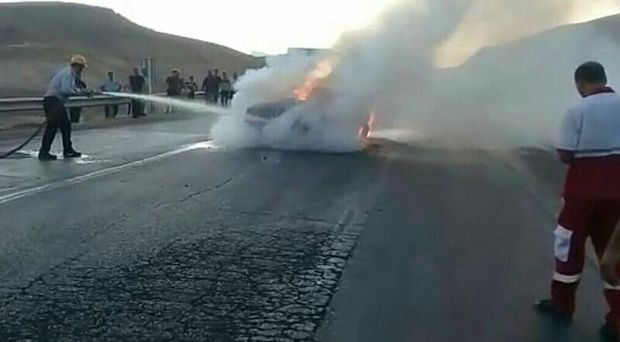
[534,62,620,341]
[38,55,92,161]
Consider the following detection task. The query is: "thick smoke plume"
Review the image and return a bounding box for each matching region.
[211,0,620,151]
[437,0,620,67]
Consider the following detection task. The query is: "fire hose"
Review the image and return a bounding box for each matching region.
[0,91,103,160]
[0,120,46,159]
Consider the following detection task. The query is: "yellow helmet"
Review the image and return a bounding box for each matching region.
[70,54,88,67]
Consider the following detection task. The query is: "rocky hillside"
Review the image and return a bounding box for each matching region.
[0,2,264,96]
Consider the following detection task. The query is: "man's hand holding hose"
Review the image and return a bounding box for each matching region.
[81,88,98,98]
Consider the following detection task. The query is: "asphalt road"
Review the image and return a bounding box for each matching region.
[0,112,609,341]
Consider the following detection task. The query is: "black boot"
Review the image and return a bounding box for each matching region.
[600,322,619,341]
[63,150,82,158]
[533,299,573,325]
[38,151,57,161]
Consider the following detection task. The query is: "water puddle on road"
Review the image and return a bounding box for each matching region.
[3,150,37,160]
[10,142,221,164]
[74,157,112,165]
[14,150,112,164]
[186,141,223,151]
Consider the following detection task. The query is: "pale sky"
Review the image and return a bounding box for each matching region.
[5,0,619,63]
[4,0,394,54]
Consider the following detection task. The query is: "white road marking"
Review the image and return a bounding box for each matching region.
[0,141,220,205]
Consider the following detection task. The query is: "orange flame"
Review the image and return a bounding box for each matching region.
[367,111,376,134]
[359,111,376,139]
[294,60,333,102]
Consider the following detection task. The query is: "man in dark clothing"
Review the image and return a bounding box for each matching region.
[186,76,198,99]
[230,72,239,102]
[165,69,184,113]
[129,67,145,118]
[38,54,92,160]
[219,72,232,107]
[213,69,222,104]
[202,70,214,103]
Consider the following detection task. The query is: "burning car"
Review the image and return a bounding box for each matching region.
[243,59,374,140]
[244,98,299,129]
[244,96,373,139]
[244,98,327,135]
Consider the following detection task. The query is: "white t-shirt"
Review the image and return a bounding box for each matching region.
[557,90,620,158]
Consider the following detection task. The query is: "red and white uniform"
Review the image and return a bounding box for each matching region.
[552,87,620,328]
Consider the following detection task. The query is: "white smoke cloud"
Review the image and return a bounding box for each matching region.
[210,52,366,152]
[437,0,620,67]
[211,0,620,152]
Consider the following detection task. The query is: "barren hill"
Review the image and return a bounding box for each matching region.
[0,2,264,97]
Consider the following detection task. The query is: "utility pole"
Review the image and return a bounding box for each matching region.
[141,58,155,113]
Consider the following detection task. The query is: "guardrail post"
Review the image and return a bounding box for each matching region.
[142,57,156,114]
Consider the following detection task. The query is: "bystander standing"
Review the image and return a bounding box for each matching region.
[129,67,146,118]
[186,76,198,99]
[165,69,184,113]
[202,70,214,103]
[213,69,222,104]
[101,71,122,118]
[219,72,232,107]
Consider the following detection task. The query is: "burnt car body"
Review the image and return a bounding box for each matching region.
[245,98,299,128]
[244,93,372,138]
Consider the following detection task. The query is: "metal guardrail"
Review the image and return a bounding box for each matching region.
[0,95,130,113]
[0,91,206,113]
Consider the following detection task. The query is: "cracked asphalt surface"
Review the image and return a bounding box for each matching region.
[0,113,609,341]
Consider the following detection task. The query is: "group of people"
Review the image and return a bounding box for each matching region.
[98,68,146,119]
[37,56,143,160]
[29,51,620,341]
[65,67,147,121]
[98,67,239,118]
[201,69,237,107]
[161,68,238,110]
[95,67,240,119]
[37,56,241,160]
[37,54,620,336]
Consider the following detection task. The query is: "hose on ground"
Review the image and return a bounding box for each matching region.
[0,121,46,159]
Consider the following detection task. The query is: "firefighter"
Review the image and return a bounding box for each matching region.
[534,61,620,341]
[38,55,93,160]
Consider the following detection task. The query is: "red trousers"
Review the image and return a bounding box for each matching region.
[551,198,620,327]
